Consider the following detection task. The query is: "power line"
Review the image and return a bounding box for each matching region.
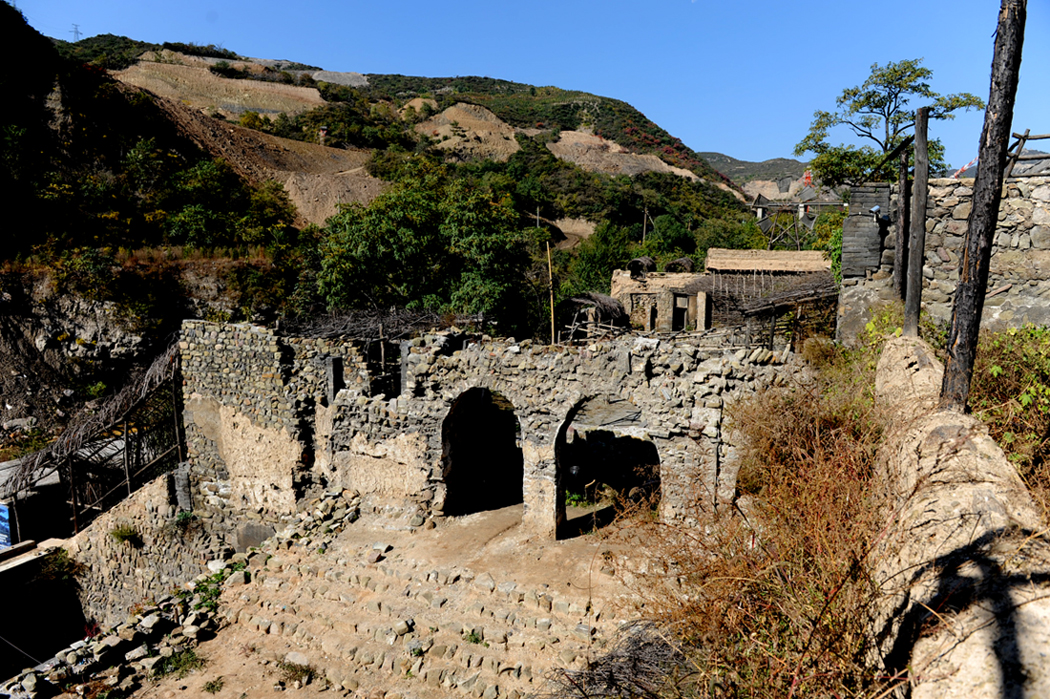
[0,630,41,666]
[70,23,81,41]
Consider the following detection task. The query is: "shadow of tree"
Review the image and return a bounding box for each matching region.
[876,526,1050,698]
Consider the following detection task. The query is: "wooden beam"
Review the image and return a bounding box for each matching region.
[894,148,911,301]
[904,107,929,337]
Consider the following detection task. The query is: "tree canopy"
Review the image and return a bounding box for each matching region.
[795,59,984,188]
[318,161,538,333]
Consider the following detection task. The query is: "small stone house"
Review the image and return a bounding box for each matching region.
[610,270,709,332]
[610,248,831,333]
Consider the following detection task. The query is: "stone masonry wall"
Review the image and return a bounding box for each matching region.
[911,177,1050,327]
[324,333,802,539]
[62,475,219,629]
[179,321,364,535]
[180,321,803,541]
[838,177,1050,343]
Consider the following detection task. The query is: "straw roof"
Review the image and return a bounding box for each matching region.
[704,248,830,273]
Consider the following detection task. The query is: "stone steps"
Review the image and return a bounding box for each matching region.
[218,523,622,698]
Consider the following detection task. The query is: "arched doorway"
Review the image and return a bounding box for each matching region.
[555,397,661,538]
[440,388,523,516]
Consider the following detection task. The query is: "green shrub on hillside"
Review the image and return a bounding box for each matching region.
[52,33,160,69]
[971,325,1050,513]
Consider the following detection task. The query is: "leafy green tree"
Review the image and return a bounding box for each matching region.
[795,59,984,188]
[318,162,535,331]
[562,222,635,296]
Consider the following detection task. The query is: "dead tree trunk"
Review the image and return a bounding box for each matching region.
[940,0,1027,411]
[893,149,910,301]
[903,107,929,337]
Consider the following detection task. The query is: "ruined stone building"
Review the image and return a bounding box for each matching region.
[178,321,795,547]
[610,247,832,334]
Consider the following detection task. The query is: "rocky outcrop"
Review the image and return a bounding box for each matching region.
[871,337,1050,698]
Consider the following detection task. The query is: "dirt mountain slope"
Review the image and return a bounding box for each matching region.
[548,130,699,181]
[150,97,385,226]
[114,61,326,118]
[416,103,521,162]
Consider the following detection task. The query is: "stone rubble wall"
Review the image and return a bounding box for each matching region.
[179,321,804,541]
[178,321,365,533]
[838,177,1050,343]
[62,475,218,630]
[870,337,1050,698]
[325,333,803,538]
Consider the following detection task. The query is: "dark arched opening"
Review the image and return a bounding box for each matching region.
[555,397,661,538]
[440,388,523,516]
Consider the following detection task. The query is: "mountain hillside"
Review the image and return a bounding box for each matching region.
[1,8,777,461]
[699,151,808,184]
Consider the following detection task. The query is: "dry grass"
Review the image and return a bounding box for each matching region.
[558,346,894,698]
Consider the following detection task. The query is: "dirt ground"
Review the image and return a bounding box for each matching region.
[415,104,522,163]
[113,62,326,119]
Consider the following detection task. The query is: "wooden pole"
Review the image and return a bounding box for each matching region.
[379,323,385,370]
[893,148,911,301]
[123,421,133,497]
[11,489,21,545]
[903,107,929,337]
[941,0,1027,411]
[69,457,79,535]
[172,361,184,463]
[547,241,555,345]
[1005,128,1029,178]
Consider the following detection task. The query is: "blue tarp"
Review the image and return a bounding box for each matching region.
[0,502,10,548]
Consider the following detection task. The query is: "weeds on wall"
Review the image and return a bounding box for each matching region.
[109,523,143,548]
[34,548,87,589]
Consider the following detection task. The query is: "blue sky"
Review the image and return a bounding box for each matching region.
[15,0,1048,170]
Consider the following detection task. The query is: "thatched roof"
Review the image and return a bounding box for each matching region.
[627,256,657,278]
[705,248,830,273]
[664,257,696,273]
[558,293,628,326]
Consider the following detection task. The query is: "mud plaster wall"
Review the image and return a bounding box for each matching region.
[870,337,1050,697]
[838,177,1050,343]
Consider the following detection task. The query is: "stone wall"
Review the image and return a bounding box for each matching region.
[840,183,890,278]
[179,321,802,541]
[179,321,366,536]
[321,334,801,538]
[913,177,1050,327]
[838,177,1050,343]
[63,474,221,629]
